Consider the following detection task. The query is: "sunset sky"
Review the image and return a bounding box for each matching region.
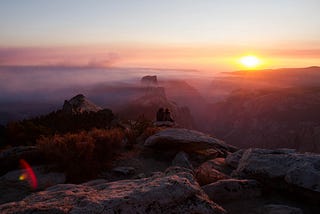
[1,0,319,71]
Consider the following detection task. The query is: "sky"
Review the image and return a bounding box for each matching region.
[0,0,320,71]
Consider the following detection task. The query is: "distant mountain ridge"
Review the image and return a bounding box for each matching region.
[207,87,320,153]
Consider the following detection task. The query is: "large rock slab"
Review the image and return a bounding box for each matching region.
[0,169,226,214]
[234,148,320,200]
[145,128,237,154]
[202,179,261,203]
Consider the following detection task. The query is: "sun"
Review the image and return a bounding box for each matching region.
[239,55,261,68]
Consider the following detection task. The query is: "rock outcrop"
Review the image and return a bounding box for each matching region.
[172,151,194,170]
[141,75,158,86]
[145,128,237,155]
[225,149,244,169]
[231,148,320,201]
[202,179,261,203]
[0,169,226,214]
[195,159,230,185]
[62,94,102,114]
[195,167,228,186]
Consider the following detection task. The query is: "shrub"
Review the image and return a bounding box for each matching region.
[141,126,161,139]
[4,109,115,147]
[124,116,153,147]
[37,128,124,182]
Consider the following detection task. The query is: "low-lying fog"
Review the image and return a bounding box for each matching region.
[0,66,215,124]
[2,65,320,152]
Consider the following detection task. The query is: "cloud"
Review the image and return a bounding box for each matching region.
[87,53,120,67]
[0,47,121,67]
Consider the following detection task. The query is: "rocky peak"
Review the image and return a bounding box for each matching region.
[62,94,102,114]
[141,75,158,86]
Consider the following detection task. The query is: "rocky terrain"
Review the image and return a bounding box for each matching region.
[0,127,319,213]
[207,87,320,153]
[1,69,320,213]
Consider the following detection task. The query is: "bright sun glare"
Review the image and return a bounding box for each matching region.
[239,55,261,68]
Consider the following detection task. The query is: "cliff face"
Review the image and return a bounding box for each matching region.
[208,87,320,152]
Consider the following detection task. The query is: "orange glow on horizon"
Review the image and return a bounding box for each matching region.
[0,44,319,71]
[239,55,262,69]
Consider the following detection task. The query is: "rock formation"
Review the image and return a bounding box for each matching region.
[195,160,230,185]
[1,124,320,213]
[141,75,158,86]
[0,169,226,214]
[202,179,261,203]
[119,84,195,129]
[145,128,237,154]
[229,148,320,202]
[62,94,102,114]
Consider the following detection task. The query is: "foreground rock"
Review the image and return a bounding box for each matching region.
[225,149,244,169]
[172,151,194,170]
[0,166,65,204]
[232,148,320,201]
[195,161,229,186]
[202,179,261,203]
[112,166,136,176]
[0,169,226,214]
[145,128,237,155]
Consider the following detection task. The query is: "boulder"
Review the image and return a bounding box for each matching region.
[0,170,226,214]
[195,161,229,186]
[200,158,232,175]
[172,151,194,170]
[0,166,65,204]
[192,149,227,164]
[226,149,244,169]
[202,179,261,203]
[145,128,237,155]
[234,148,320,201]
[112,166,136,176]
[260,204,303,214]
